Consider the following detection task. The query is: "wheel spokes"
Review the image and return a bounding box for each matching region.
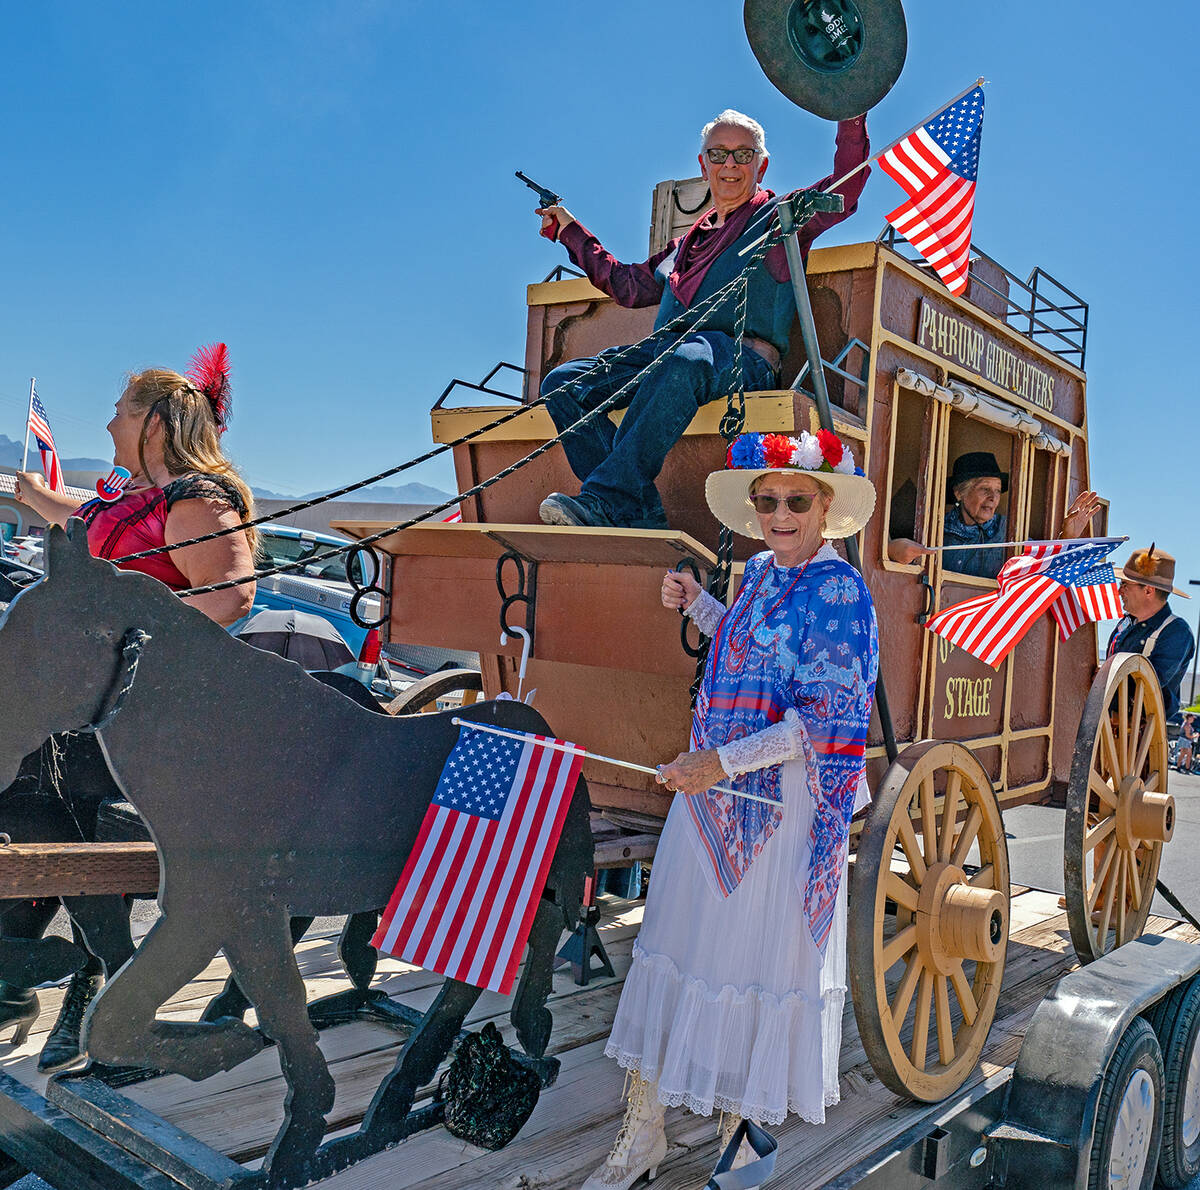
[911,968,932,1069]
[1125,850,1143,912]
[1089,770,1118,809]
[890,953,922,1031]
[1100,715,1121,783]
[948,959,978,1026]
[1087,843,1117,913]
[949,804,982,869]
[896,811,927,882]
[886,871,920,912]
[920,776,937,864]
[939,771,963,864]
[1084,815,1116,854]
[968,862,994,889]
[935,974,955,1065]
[882,923,917,971]
[1118,677,1130,770]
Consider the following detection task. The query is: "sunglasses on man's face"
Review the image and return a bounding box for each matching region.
[705,147,757,165]
[749,492,816,515]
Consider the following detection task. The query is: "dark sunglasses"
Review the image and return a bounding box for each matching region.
[749,493,816,515]
[706,146,758,165]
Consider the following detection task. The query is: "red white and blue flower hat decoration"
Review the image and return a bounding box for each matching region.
[705,430,877,540]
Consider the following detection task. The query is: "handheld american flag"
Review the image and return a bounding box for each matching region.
[927,538,1123,668]
[881,85,985,295]
[28,390,65,494]
[371,721,583,995]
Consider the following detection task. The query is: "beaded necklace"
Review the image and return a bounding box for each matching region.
[724,551,816,646]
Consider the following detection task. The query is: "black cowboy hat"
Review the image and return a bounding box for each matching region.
[744,0,907,121]
[946,451,1008,502]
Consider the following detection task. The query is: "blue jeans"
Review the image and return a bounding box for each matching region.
[540,331,776,526]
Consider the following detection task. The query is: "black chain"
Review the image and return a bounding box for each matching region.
[171,227,783,600]
[688,215,761,704]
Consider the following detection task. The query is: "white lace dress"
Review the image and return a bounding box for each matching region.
[604,569,868,1126]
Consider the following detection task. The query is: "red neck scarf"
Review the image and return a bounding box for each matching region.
[668,188,775,308]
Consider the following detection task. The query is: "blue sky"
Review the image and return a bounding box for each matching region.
[3,2,1199,604]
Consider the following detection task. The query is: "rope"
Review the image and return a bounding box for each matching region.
[168,222,785,599]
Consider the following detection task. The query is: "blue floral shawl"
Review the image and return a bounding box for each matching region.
[685,547,879,952]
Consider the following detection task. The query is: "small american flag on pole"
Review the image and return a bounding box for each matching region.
[371,721,583,994]
[927,538,1123,668]
[880,85,985,295]
[28,390,65,494]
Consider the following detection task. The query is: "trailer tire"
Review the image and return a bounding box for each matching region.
[1087,1016,1164,1190]
[1147,976,1200,1187]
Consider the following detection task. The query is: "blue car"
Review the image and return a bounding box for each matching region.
[250,525,380,657]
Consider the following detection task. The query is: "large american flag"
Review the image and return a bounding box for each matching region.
[28,391,65,494]
[371,722,583,995]
[880,86,985,295]
[927,538,1123,668]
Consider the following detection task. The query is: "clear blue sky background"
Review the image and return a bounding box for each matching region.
[2,2,1198,603]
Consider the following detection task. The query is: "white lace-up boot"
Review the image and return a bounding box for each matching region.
[581,1072,667,1189]
[718,1112,752,1171]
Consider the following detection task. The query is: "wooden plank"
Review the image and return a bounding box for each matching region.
[0,843,158,897]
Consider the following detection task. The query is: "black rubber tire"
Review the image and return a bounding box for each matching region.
[1088,1016,1164,1190]
[1147,977,1200,1187]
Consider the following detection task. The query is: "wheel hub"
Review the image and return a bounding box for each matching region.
[1115,774,1175,850]
[916,863,1007,974]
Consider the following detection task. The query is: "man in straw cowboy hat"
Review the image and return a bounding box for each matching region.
[580,428,877,1188]
[1109,544,1195,718]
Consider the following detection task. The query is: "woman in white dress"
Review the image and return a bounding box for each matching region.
[582,430,879,1189]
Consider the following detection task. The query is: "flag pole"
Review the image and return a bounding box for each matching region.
[19,378,35,472]
[933,535,1127,552]
[450,717,783,807]
[820,77,987,197]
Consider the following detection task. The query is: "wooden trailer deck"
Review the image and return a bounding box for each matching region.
[0,887,1195,1190]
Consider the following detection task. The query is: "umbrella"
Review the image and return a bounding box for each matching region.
[237,608,356,670]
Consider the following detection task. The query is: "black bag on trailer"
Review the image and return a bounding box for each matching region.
[439,1022,540,1150]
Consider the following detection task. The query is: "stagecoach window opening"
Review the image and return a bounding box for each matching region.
[1026,447,1058,543]
[885,386,934,570]
[942,411,1019,586]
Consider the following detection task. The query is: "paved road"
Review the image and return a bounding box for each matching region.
[11,773,1200,1189]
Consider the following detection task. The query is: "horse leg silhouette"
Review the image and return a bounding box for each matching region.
[84,909,261,1079]
[510,895,565,1060]
[200,916,313,1024]
[220,913,335,1187]
[361,977,484,1143]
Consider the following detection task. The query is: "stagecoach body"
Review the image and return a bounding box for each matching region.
[337,194,1183,1133]
[348,229,1099,826]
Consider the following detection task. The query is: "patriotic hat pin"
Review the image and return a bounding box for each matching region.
[96,466,132,502]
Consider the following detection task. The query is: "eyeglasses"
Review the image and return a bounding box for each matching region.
[749,493,816,515]
[705,147,758,165]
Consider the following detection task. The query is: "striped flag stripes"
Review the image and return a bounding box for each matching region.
[880,86,985,296]
[372,722,583,995]
[28,391,65,494]
[927,539,1124,668]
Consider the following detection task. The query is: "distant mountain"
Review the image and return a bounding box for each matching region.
[252,481,456,505]
[0,433,109,472]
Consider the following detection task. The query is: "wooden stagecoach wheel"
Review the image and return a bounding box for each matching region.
[849,740,1010,1102]
[384,668,484,716]
[1065,653,1173,965]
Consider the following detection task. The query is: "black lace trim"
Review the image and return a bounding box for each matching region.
[162,472,247,517]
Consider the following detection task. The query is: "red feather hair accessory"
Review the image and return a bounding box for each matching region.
[186,342,232,432]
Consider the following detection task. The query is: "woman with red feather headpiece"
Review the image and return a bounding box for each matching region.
[8,345,259,1074]
[16,343,258,626]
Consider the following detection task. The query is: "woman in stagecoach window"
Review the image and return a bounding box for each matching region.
[888,450,1101,579]
[3,347,257,1073]
[581,430,879,1189]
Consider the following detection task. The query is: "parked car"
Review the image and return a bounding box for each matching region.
[251,526,382,657]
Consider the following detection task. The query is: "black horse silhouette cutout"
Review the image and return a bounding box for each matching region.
[0,522,592,1187]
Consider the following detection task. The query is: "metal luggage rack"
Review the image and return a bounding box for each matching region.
[876,225,1089,369]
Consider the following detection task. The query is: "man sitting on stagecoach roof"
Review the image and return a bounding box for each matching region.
[534,109,869,529]
[1109,545,1195,719]
[888,450,1102,580]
